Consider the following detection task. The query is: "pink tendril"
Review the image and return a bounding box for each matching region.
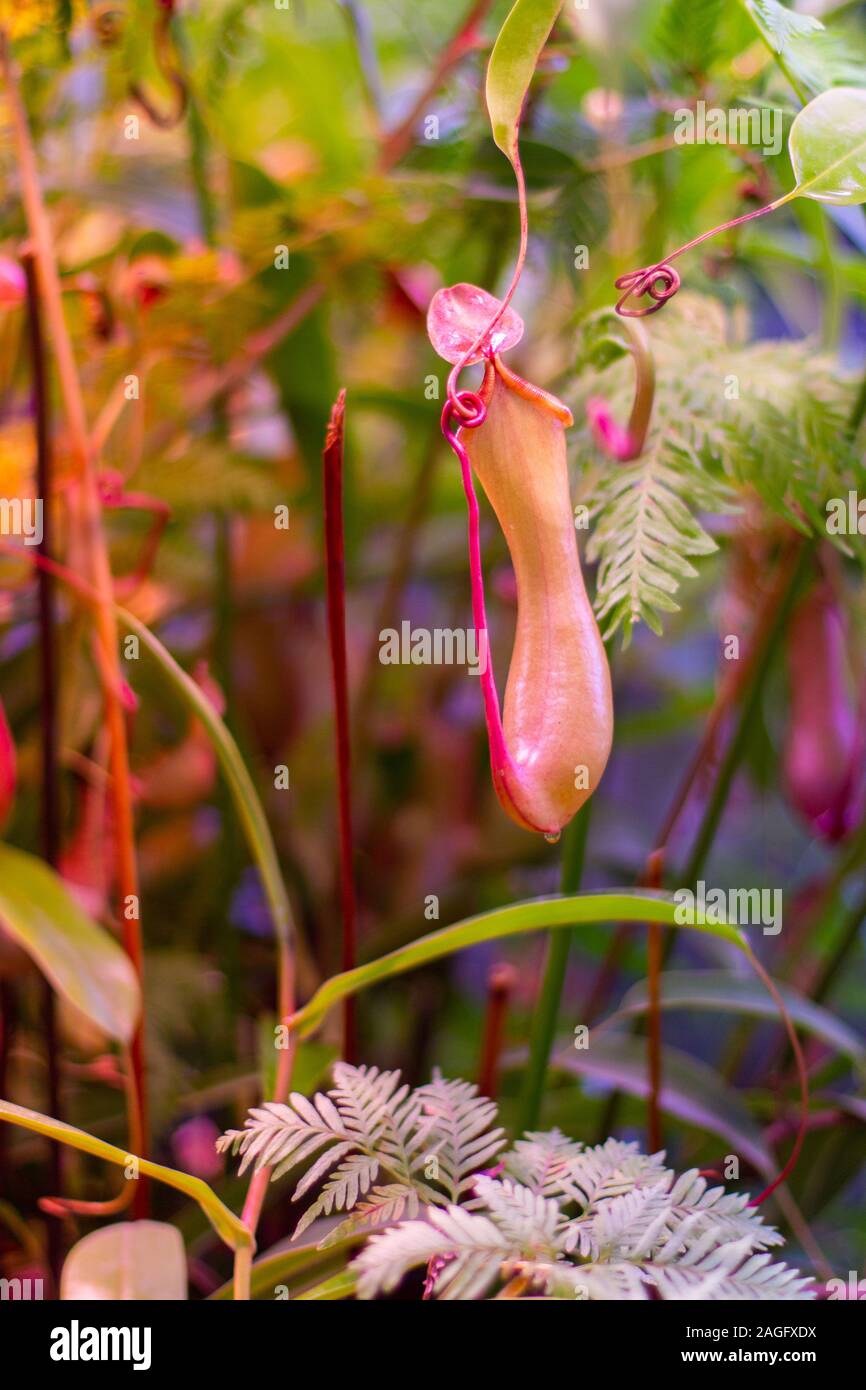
[441,391,521,804]
[614,198,784,318]
[614,263,681,318]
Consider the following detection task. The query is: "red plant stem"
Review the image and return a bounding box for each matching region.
[742,947,809,1208]
[22,250,63,1283]
[478,964,516,1100]
[323,390,358,1063]
[1,35,150,1213]
[377,0,493,172]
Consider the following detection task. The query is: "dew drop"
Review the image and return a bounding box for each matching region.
[544,831,561,845]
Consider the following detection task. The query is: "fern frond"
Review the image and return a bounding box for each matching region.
[293,1153,382,1240]
[473,1176,563,1253]
[576,295,866,640]
[412,1071,505,1202]
[644,1240,815,1300]
[224,1075,814,1300]
[586,440,733,643]
[216,1096,351,1181]
[740,0,866,96]
[354,1206,507,1301]
[504,1129,585,1195]
[328,1063,420,1184]
[542,1137,669,1211]
[654,0,725,76]
[321,1183,423,1248]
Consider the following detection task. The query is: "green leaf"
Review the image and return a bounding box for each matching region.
[0,843,140,1044]
[788,86,866,206]
[552,1036,776,1179]
[609,971,866,1075]
[61,1221,187,1300]
[210,1233,363,1301]
[0,1099,250,1252]
[654,0,725,77]
[288,893,746,1038]
[742,0,822,53]
[738,0,866,99]
[585,438,733,645]
[486,0,564,165]
[296,1269,357,1301]
[117,607,296,955]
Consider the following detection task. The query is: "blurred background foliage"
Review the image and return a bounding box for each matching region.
[1,0,865,1293]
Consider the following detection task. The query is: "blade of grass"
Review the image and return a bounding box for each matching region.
[288,891,747,1038]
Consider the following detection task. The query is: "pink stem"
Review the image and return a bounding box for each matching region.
[441,396,530,823]
[615,196,786,317]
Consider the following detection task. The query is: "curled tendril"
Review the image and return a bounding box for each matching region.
[442,389,487,436]
[613,197,785,319]
[129,2,188,130]
[614,262,681,318]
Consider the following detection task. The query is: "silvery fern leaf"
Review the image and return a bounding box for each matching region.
[411,1072,505,1202]
[659,1169,785,1253]
[473,1176,564,1254]
[504,1128,586,1195]
[219,1065,502,1244]
[321,1183,423,1248]
[355,1206,508,1301]
[216,1095,353,1182]
[293,1153,382,1240]
[534,1137,669,1211]
[223,1075,814,1300]
[643,1241,815,1300]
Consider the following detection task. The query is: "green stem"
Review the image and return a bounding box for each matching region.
[515,803,592,1134]
[680,541,814,891]
[811,882,866,1005]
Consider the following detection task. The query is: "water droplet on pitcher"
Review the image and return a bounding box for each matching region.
[544,831,561,845]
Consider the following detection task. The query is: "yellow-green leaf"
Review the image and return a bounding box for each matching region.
[288,892,746,1038]
[0,1099,250,1252]
[0,842,139,1043]
[486,0,564,164]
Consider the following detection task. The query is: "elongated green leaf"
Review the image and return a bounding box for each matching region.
[609,970,866,1074]
[551,1036,775,1178]
[0,1099,250,1252]
[788,87,866,205]
[210,1233,363,1301]
[296,1269,357,1301]
[289,893,746,1038]
[0,843,139,1044]
[117,607,295,953]
[61,1221,187,1300]
[486,0,563,164]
